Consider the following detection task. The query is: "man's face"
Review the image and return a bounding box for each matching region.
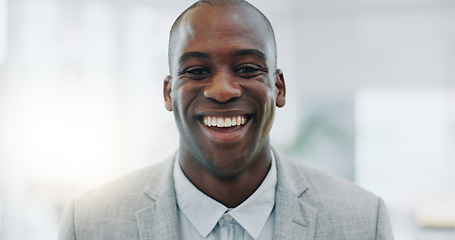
[164,5,285,177]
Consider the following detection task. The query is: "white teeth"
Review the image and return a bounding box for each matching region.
[203,115,247,128]
[217,118,224,127]
[225,118,231,127]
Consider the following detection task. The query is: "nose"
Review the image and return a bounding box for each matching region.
[203,71,242,103]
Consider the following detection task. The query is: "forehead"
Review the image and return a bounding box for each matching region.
[173,5,273,60]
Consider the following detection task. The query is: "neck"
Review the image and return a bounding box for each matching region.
[178,148,272,208]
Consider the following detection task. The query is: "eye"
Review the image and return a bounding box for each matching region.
[235,65,268,78]
[187,68,209,75]
[238,67,257,73]
[178,67,210,80]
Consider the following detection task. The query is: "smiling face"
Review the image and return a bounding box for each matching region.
[164,4,286,178]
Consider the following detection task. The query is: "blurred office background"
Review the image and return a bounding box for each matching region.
[0,0,454,239]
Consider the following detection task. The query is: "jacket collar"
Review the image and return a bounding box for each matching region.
[135,154,179,240]
[273,150,318,240]
[134,150,318,240]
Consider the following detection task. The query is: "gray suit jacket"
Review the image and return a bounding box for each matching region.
[59,151,394,239]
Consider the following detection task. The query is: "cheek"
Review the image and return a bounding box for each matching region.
[171,82,202,116]
[244,81,276,107]
[255,85,276,121]
[171,90,183,117]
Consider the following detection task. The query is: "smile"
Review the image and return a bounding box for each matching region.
[202,115,247,128]
[199,114,252,143]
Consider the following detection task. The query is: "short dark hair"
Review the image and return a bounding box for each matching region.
[168,0,277,75]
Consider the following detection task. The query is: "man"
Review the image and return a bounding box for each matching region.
[59,0,394,239]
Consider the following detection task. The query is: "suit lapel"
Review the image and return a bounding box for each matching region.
[273,151,318,240]
[135,156,179,240]
[133,151,318,240]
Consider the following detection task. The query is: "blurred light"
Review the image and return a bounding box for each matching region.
[0,0,7,64]
[415,195,455,228]
[356,88,455,206]
[2,83,121,187]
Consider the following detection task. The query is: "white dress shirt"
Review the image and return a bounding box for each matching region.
[173,154,277,240]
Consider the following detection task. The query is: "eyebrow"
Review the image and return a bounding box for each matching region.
[178,51,210,66]
[178,49,268,66]
[232,49,268,61]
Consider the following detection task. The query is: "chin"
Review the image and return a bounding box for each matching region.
[200,153,251,178]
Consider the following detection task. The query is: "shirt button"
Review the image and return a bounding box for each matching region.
[224,214,233,222]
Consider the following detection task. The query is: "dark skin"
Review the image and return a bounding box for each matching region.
[163,4,286,208]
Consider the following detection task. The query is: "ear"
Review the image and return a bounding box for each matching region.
[274,69,286,108]
[163,75,173,111]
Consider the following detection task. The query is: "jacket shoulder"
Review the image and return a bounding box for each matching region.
[77,158,172,203]
[276,153,386,238]
[278,154,378,206]
[66,158,175,239]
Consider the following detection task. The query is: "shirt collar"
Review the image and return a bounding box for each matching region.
[173,153,277,239]
[229,154,277,239]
